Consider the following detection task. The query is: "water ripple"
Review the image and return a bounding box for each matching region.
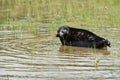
[0,30,120,80]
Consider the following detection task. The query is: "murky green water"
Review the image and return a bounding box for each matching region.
[0,0,120,80]
[0,27,120,80]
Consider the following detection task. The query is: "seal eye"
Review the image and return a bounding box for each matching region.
[62,29,67,33]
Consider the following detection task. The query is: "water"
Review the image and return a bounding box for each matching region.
[0,0,120,80]
[0,27,120,80]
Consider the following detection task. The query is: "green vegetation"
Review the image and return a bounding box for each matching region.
[95,57,100,70]
[0,0,119,30]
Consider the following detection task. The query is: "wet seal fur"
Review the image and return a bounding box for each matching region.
[56,26,111,48]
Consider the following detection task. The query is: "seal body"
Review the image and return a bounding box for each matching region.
[56,26,110,48]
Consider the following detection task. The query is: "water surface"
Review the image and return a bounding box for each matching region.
[0,0,120,80]
[0,27,120,80]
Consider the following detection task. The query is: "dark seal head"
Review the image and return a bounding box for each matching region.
[56,26,69,38]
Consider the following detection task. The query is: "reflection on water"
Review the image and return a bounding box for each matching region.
[59,46,110,55]
[0,29,120,80]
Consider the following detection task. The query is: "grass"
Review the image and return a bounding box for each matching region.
[95,57,100,70]
[0,0,119,47]
[0,0,119,30]
[0,0,119,42]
